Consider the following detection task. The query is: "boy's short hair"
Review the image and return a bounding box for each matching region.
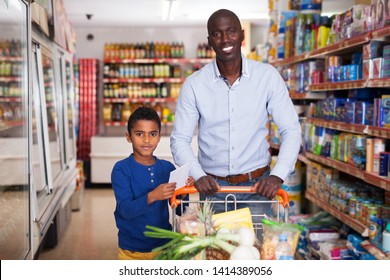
[127,106,161,133]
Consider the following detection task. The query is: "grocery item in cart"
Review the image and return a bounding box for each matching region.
[212,207,254,234]
[260,219,304,260]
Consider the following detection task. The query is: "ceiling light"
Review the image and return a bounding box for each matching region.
[161,0,180,21]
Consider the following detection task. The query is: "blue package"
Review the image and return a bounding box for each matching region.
[351,52,363,65]
[344,101,356,123]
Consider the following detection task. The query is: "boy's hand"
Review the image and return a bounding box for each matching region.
[148,182,176,205]
[186,176,195,186]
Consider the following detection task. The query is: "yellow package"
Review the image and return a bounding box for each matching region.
[212,207,254,234]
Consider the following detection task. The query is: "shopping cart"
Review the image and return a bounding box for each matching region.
[169,186,290,237]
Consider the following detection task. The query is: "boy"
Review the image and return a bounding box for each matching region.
[111,106,193,260]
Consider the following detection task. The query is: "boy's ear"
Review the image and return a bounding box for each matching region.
[125,132,132,143]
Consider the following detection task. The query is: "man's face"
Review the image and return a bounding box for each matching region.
[207,15,244,63]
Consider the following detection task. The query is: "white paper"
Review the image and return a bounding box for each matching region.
[169,163,191,190]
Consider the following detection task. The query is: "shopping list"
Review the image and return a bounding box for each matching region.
[169,163,191,190]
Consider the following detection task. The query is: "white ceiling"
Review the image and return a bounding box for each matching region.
[62,0,355,28]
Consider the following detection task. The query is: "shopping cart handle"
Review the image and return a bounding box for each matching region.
[170,186,289,208]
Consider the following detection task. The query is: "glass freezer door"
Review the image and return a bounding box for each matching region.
[65,58,76,164]
[40,45,62,183]
[58,52,76,167]
[0,0,30,259]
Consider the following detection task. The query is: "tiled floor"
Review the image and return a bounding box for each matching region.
[38,187,118,260]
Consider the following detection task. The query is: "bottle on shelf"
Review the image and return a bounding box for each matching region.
[383,223,390,254]
[274,234,294,260]
[121,102,132,122]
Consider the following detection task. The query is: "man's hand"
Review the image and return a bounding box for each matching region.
[251,175,283,199]
[148,182,176,204]
[194,175,220,195]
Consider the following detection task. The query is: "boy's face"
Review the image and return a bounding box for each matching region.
[126,120,161,163]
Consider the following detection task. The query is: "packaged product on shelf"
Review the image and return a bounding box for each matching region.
[366,137,375,172]
[303,14,314,53]
[344,100,356,124]
[370,0,377,30]
[348,135,367,170]
[379,152,390,177]
[121,102,131,122]
[376,0,385,29]
[284,18,294,59]
[327,14,342,45]
[299,0,322,13]
[313,126,325,155]
[330,132,340,160]
[317,16,331,49]
[102,103,112,122]
[342,5,371,39]
[374,138,386,174]
[381,95,390,127]
[372,57,383,78]
[355,101,374,125]
[294,14,306,56]
[382,45,390,78]
[308,60,325,86]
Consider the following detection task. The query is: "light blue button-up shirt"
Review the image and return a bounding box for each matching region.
[170,54,301,182]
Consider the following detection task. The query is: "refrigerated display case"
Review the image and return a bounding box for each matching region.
[0,1,77,259]
[0,0,30,260]
[30,30,77,256]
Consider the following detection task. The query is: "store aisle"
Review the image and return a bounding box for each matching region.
[38,187,118,260]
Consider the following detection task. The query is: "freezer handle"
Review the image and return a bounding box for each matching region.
[170,186,289,208]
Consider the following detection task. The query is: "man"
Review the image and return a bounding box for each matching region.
[170,9,301,222]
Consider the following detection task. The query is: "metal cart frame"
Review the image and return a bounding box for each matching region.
[170,186,290,236]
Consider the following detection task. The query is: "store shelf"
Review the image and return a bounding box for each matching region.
[366,78,390,88]
[0,56,22,62]
[103,121,173,127]
[103,77,184,83]
[0,96,23,102]
[309,80,367,91]
[103,97,176,103]
[0,76,22,82]
[310,33,371,58]
[0,120,24,132]
[305,152,390,191]
[360,240,390,260]
[310,78,390,91]
[290,92,326,100]
[269,142,308,164]
[370,25,390,40]
[305,191,369,236]
[306,117,390,139]
[104,58,212,64]
[274,33,371,67]
[273,53,309,67]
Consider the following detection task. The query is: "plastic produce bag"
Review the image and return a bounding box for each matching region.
[260,219,304,260]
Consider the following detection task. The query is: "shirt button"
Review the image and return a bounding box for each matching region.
[151,179,154,183]
[151,173,154,176]
[148,168,151,171]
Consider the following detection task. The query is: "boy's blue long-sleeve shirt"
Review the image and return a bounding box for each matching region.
[111,154,175,252]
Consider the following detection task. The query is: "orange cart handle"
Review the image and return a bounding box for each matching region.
[170,186,289,208]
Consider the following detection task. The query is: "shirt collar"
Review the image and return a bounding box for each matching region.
[212,53,249,81]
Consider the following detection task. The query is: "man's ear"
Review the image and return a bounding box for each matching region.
[125,132,132,143]
[242,29,245,43]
